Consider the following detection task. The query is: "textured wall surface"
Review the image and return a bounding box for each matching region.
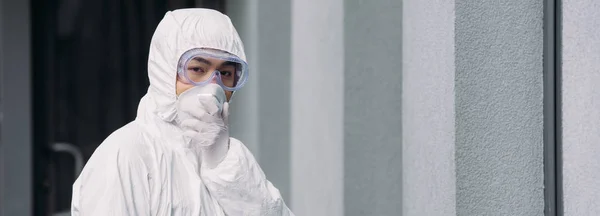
[561,1,600,215]
[455,0,544,215]
[290,0,344,215]
[402,0,456,215]
[0,0,33,214]
[344,0,402,215]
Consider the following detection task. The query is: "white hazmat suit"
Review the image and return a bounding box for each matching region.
[71,8,294,216]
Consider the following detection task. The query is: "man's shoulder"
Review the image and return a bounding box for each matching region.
[92,122,150,161]
[105,121,144,142]
[80,122,153,176]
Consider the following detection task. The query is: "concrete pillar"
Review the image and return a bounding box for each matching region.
[561,0,600,215]
[402,0,456,215]
[0,0,33,215]
[226,0,292,203]
[231,1,404,215]
[254,0,292,204]
[454,1,545,215]
[344,0,403,215]
[403,0,545,215]
[289,0,344,215]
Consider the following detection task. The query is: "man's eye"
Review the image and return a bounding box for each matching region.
[220,71,233,78]
[189,67,204,73]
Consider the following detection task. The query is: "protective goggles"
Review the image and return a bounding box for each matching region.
[177,48,248,91]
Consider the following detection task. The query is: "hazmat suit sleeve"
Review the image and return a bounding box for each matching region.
[200,138,294,216]
[71,129,152,216]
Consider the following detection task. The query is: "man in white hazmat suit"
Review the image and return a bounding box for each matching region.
[71,8,294,215]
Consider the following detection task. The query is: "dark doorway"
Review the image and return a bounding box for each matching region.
[31,0,225,215]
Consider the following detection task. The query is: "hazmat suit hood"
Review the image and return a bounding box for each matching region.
[139,8,246,123]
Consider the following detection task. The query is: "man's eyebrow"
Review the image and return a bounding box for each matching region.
[221,61,237,67]
[192,57,212,66]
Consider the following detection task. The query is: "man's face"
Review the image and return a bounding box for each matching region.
[176,56,236,101]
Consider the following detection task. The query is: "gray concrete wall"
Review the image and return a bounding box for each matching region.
[255,0,292,203]
[290,0,344,215]
[227,0,292,204]
[343,0,402,215]
[403,0,545,215]
[0,0,33,215]
[455,0,545,215]
[229,0,555,215]
[402,0,456,215]
[561,0,600,215]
